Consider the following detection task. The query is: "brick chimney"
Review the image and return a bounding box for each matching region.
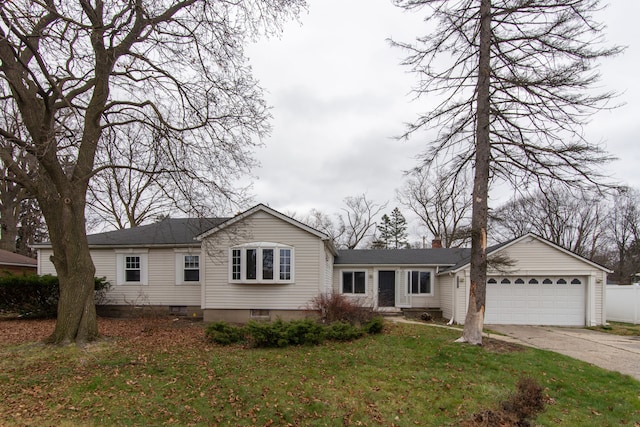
[432,237,442,249]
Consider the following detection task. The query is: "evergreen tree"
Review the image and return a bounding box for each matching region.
[375,208,409,249]
[375,214,392,249]
[389,208,409,249]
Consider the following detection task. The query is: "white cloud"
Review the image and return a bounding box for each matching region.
[245,0,640,226]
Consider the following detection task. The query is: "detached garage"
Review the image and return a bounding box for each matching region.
[443,234,610,327]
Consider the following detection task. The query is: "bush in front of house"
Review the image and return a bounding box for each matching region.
[363,316,384,335]
[0,274,111,318]
[307,291,376,325]
[325,321,364,341]
[205,321,246,345]
[205,316,384,348]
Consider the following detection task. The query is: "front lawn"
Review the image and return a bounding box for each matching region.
[1,318,638,426]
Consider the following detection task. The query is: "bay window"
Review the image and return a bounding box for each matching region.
[230,243,294,283]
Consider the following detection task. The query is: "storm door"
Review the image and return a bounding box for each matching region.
[378,270,396,307]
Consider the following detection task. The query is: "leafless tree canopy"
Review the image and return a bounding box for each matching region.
[303,194,387,249]
[398,166,472,247]
[490,186,607,259]
[0,0,305,344]
[607,188,640,284]
[393,0,620,190]
[394,0,620,344]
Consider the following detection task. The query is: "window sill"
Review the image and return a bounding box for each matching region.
[230,281,293,285]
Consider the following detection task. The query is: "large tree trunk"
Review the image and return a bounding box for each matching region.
[459,0,491,345]
[41,189,98,344]
[0,203,18,252]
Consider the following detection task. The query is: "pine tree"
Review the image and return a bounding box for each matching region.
[375,208,409,249]
[389,208,409,249]
[375,214,392,249]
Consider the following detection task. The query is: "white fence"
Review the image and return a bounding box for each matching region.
[606,284,640,324]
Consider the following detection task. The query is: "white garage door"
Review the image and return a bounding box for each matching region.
[485,276,586,326]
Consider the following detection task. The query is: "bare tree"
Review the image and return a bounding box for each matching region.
[301,194,387,249]
[87,124,183,230]
[393,0,620,344]
[303,208,346,247]
[607,188,640,284]
[491,187,608,260]
[0,0,305,344]
[340,195,387,249]
[0,155,26,252]
[398,166,472,247]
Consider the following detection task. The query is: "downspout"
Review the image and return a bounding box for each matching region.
[448,271,456,325]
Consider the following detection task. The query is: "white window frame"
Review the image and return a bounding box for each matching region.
[115,250,148,286]
[175,251,201,285]
[229,243,294,284]
[341,270,367,295]
[407,270,433,295]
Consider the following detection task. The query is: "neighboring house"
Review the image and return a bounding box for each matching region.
[0,249,37,276]
[35,204,610,326]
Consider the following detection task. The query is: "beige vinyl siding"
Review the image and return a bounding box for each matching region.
[323,248,334,294]
[438,274,454,320]
[109,248,201,306]
[202,211,327,310]
[38,247,201,306]
[332,266,440,309]
[491,237,593,275]
[37,249,56,275]
[333,267,376,307]
[38,248,118,279]
[454,273,468,324]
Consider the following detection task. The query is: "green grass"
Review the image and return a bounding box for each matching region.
[1,321,638,426]
[588,321,640,336]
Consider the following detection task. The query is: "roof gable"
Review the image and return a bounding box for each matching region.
[446,233,612,274]
[197,204,330,242]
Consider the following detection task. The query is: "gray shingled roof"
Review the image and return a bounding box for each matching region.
[88,217,228,246]
[335,248,471,266]
[36,217,229,248]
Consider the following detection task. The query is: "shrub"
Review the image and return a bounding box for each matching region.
[325,321,364,341]
[307,292,375,325]
[210,316,384,348]
[244,319,290,348]
[363,316,384,335]
[284,318,326,346]
[0,274,111,318]
[205,321,245,345]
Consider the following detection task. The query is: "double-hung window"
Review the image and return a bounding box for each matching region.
[342,271,366,294]
[407,270,432,295]
[230,243,294,283]
[175,252,201,285]
[116,251,148,285]
[125,256,141,282]
[183,255,200,282]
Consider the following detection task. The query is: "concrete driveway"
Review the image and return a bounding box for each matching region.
[487,325,640,381]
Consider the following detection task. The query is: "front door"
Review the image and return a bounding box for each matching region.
[378,270,396,307]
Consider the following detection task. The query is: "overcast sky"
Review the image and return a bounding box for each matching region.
[243,1,640,235]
